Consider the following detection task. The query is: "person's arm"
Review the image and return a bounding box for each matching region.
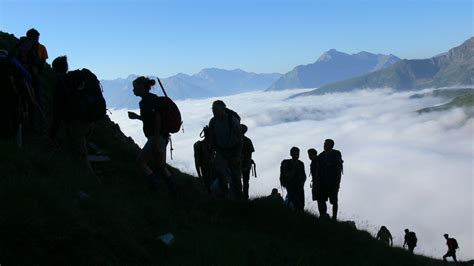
[301,162,307,185]
[128,111,142,120]
[231,123,243,161]
[154,112,162,141]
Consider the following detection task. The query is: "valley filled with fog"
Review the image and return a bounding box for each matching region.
[110,88,473,259]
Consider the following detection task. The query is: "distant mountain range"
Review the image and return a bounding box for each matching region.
[292,37,474,97]
[102,68,282,109]
[266,50,400,91]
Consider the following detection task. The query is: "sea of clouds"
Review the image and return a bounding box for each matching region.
[109,88,473,260]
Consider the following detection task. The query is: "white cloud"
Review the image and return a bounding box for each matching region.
[109,88,473,260]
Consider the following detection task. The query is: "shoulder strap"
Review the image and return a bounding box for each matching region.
[156,77,168,98]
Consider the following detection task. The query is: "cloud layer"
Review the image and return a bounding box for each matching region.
[110,88,473,260]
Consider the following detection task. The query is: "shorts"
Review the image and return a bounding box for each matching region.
[316,184,339,204]
[444,250,456,257]
[142,136,168,156]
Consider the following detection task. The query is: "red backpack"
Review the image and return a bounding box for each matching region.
[156,78,182,134]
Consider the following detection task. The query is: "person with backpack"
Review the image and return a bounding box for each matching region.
[280,147,306,211]
[403,229,418,254]
[128,76,177,194]
[317,139,343,220]
[50,56,94,173]
[208,100,243,199]
[194,126,214,194]
[241,124,255,200]
[376,226,393,246]
[15,28,48,136]
[442,234,459,264]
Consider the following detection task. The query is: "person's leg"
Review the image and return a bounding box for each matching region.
[153,136,177,194]
[214,154,230,196]
[229,157,243,199]
[452,252,457,264]
[242,165,251,199]
[296,186,305,211]
[66,121,93,173]
[137,139,160,190]
[317,198,328,217]
[202,165,212,194]
[330,187,339,220]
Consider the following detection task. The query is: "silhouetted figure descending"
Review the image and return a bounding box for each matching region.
[208,100,243,199]
[280,147,306,211]
[317,139,343,220]
[194,126,214,194]
[15,28,48,136]
[376,226,393,246]
[241,124,255,200]
[269,188,283,202]
[307,148,319,202]
[0,49,31,143]
[403,229,417,254]
[50,56,93,173]
[128,77,176,194]
[442,234,459,265]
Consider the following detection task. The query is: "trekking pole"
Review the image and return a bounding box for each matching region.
[156,77,168,98]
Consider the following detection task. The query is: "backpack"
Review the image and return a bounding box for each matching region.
[153,78,182,134]
[280,160,294,187]
[225,108,240,123]
[15,37,39,67]
[65,69,106,122]
[450,238,459,249]
[408,232,417,245]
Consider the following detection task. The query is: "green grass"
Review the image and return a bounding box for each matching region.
[0,139,470,266]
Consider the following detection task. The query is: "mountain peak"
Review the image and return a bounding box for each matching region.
[317,49,346,62]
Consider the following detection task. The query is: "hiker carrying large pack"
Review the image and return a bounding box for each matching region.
[280,147,306,211]
[208,100,243,199]
[0,50,31,142]
[50,56,101,173]
[128,76,182,195]
[317,139,343,220]
[241,124,255,200]
[376,226,393,246]
[443,234,459,264]
[194,126,215,194]
[403,229,418,254]
[15,28,48,136]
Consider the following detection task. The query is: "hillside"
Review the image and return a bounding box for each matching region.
[266,49,400,91]
[1,31,470,265]
[102,69,281,109]
[417,91,474,114]
[292,37,474,97]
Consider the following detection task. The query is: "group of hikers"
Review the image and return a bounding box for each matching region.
[0,28,463,264]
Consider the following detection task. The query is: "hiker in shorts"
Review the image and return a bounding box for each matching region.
[376,226,393,246]
[403,229,417,254]
[128,76,176,194]
[317,139,343,220]
[241,124,255,200]
[50,56,93,173]
[280,147,306,211]
[442,234,458,264]
[194,126,214,194]
[208,100,243,199]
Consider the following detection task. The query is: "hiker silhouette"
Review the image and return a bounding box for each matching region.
[15,28,48,136]
[442,234,459,264]
[241,124,255,200]
[128,76,177,194]
[194,126,214,194]
[403,229,418,254]
[0,49,31,144]
[316,139,343,220]
[269,188,283,202]
[208,100,243,199]
[307,148,319,201]
[280,147,306,211]
[376,226,393,246]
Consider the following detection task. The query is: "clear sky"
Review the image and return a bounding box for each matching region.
[1,0,472,79]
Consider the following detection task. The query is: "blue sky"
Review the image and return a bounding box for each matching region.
[1,0,472,79]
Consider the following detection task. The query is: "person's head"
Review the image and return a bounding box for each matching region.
[405,229,409,234]
[52,56,68,74]
[212,100,226,119]
[133,76,155,97]
[241,124,248,135]
[324,139,335,151]
[307,148,317,160]
[26,28,40,41]
[271,188,278,195]
[444,234,449,239]
[381,225,387,231]
[290,147,300,160]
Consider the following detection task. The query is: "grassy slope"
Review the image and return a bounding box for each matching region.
[417,92,474,113]
[0,30,469,265]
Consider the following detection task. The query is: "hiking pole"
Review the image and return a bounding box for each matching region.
[156,77,168,98]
